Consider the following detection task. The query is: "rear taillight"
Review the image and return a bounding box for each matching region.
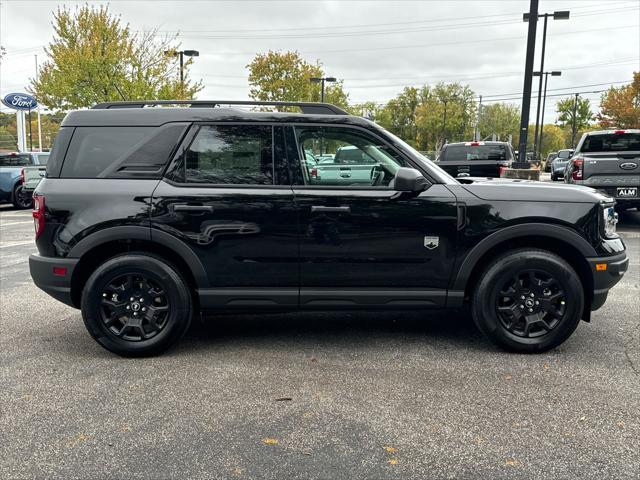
[572,158,583,181]
[33,194,45,239]
[20,167,25,184]
[310,167,318,178]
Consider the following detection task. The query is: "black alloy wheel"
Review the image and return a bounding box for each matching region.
[495,270,566,338]
[81,254,192,357]
[472,249,584,353]
[99,274,170,341]
[12,184,32,209]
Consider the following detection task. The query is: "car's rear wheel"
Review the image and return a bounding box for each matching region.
[472,249,584,353]
[81,254,192,357]
[12,184,32,209]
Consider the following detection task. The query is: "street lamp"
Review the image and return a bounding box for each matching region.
[524,9,570,160]
[533,70,561,159]
[164,49,200,96]
[310,76,336,103]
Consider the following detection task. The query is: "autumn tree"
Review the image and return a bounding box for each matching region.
[246,51,349,110]
[597,73,640,128]
[30,5,202,110]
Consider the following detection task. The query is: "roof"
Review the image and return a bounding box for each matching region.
[444,141,511,146]
[582,129,640,135]
[61,107,370,128]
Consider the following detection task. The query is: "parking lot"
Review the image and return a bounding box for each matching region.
[1,203,638,479]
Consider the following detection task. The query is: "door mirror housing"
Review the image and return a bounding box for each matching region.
[393,167,431,192]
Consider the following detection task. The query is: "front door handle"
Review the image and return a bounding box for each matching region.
[173,204,214,213]
[311,205,351,214]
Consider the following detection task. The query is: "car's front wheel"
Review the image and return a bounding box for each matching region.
[81,254,192,357]
[472,249,584,353]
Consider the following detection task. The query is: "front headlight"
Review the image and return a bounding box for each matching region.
[602,205,619,238]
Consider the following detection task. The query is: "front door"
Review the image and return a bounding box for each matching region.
[151,124,299,309]
[287,125,458,308]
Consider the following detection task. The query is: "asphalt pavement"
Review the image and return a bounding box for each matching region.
[1,201,639,480]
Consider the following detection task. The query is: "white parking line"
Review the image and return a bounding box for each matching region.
[1,221,34,227]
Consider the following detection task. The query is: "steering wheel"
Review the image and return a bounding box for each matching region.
[370,164,385,186]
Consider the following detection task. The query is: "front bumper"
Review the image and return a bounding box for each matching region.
[29,254,79,308]
[587,251,629,310]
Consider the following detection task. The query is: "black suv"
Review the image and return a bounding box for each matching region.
[30,101,628,357]
[437,141,514,178]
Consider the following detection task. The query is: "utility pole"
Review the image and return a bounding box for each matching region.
[35,55,43,151]
[571,93,579,148]
[518,0,539,165]
[474,95,482,141]
[536,70,561,159]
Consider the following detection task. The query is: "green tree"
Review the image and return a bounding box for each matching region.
[30,5,202,110]
[537,124,566,157]
[246,51,349,110]
[556,96,593,130]
[376,86,426,147]
[597,72,640,128]
[477,102,520,142]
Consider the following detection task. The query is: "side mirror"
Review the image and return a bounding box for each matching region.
[393,167,431,192]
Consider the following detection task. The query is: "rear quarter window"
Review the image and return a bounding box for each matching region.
[441,145,510,162]
[0,154,32,166]
[60,124,188,179]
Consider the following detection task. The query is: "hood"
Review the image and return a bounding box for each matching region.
[461,179,612,203]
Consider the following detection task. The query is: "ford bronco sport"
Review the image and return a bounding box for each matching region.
[29,101,628,356]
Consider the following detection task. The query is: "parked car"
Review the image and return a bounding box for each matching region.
[437,141,514,178]
[565,129,640,211]
[30,100,627,357]
[22,153,50,197]
[550,158,566,181]
[308,145,377,186]
[543,151,558,172]
[0,151,49,209]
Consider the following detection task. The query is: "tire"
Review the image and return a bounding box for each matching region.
[471,249,584,353]
[81,254,192,357]
[12,183,32,209]
[550,174,557,181]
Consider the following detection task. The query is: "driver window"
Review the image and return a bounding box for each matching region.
[293,126,406,187]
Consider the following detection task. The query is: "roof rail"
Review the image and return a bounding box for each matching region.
[91,100,349,115]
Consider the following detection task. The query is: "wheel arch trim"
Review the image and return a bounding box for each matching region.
[452,223,597,291]
[68,225,209,287]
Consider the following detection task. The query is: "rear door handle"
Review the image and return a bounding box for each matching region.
[311,206,351,214]
[173,204,214,213]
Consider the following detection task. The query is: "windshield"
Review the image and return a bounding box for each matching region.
[581,133,640,152]
[384,130,458,184]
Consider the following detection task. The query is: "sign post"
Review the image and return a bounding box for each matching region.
[1,93,39,152]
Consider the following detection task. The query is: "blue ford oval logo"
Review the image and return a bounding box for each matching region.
[1,92,38,111]
[620,162,638,170]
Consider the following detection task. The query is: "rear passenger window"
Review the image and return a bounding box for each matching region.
[61,127,152,178]
[183,125,273,185]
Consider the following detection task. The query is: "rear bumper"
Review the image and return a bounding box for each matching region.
[29,254,79,308]
[587,251,629,310]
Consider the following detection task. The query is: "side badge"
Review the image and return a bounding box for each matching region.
[424,236,439,250]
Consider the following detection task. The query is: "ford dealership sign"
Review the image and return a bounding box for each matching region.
[2,92,38,110]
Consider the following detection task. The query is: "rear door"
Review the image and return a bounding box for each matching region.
[151,124,299,309]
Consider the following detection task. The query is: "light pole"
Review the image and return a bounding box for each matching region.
[527,9,570,160]
[533,70,561,158]
[310,77,336,102]
[164,49,200,97]
[571,93,580,148]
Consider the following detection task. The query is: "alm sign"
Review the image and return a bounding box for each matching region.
[2,92,38,110]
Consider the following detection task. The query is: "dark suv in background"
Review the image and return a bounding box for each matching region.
[437,141,514,178]
[30,101,627,356]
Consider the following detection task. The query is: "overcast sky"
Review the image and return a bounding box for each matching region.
[1,0,638,122]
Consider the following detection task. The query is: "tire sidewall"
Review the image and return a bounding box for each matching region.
[81,254,192,356]
[473,250,584,352]
[12,184,32,209]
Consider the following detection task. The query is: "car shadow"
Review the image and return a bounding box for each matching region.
[175,308,492,355]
